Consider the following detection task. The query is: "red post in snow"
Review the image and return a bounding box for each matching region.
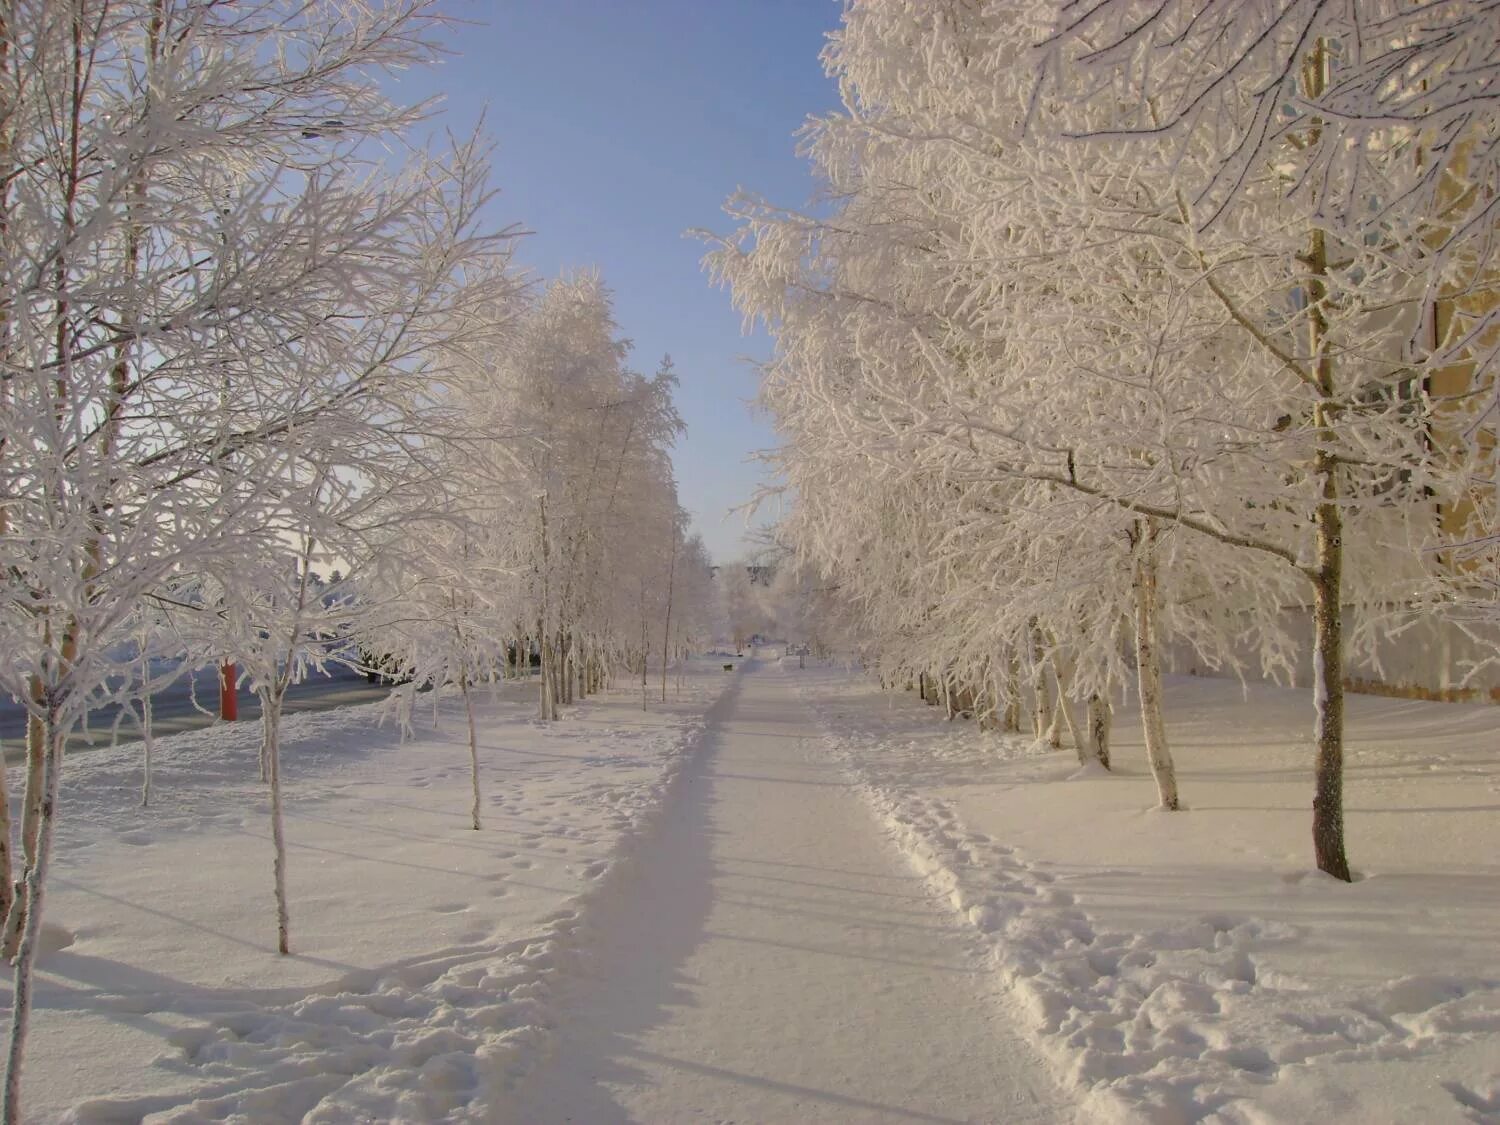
[220,661,239,721]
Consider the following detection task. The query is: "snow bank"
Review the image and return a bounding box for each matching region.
[793,662,1500,1124]
[5,664,731,1122]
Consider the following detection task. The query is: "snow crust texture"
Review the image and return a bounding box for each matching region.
[795,662,1500,1125]
[13,670,730,1123]
[502,657,1069,1123]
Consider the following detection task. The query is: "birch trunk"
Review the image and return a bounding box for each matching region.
[1310,562,1349,880]
[1133,518,1180,810]
[1087,694,1112,770]
[2,712,63,1125]
[1044,686,1063,749]
[4,691,46,960]
[539,631,557,722]
[0,743,10,930]
[5,0,87,976]
[1051,652,1088,764]
[1004,653,1021,732]
[1033,672,1052,743]
[660,534,677,703]
[260,694,291,954]
[1027,622,1052,740]
[639,596,649,711]
[537,629,547,718]
[538,497,555,722]
[461,669,481,831]
[1300,38,1350,881]
[0,3,13,939]
[139,654,155,807]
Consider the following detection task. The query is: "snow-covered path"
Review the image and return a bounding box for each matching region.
[509,659,1066,1124]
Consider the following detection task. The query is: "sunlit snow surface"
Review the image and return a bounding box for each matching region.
[795,658,1500,1125]
[12,667,725,1122]
[11,656,1500,1123]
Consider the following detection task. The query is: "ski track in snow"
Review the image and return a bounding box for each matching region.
[34,670,733,1124]
[791,659,1500,1125]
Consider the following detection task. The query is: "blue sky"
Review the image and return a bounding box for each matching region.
[395,1,844,563]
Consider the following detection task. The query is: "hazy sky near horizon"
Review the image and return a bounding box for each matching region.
[394,1,845,563]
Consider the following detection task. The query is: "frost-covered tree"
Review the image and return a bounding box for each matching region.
[708,0,1492,880]
[1029,0,1500,868]
[352,299,529,830]
[490,278,688,719]
[0,1,521,1114]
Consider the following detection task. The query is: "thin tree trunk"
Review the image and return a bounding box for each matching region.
[261,693,291,954]
[1051,652,1088,763]
[1044,685,1064,748]
[537,628,547,718]
[259,706,270,783]
[1056,692,1086,764]
[461,669,480,831]
[1301,50,1351,877]
[1004,652,1021,732]
[0,2,13,943]
[1310,564,1348,879]
[538,496,555,722]
[2,712,63,1125]
[0,740,10,931]
[140,645,155,807]
[538,630,555,721]
[977,659,997,732]
[4,692,46,960]
[1088,693,1112,770]
[1033,670,1052,743]
[573,633,585,700]
[1133,518,1180,810]
[640,595,649,711]
[5,0,86,980]
[660,532,678,703]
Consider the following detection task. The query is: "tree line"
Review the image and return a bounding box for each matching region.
[0,3,712,1118]
[708,0,1498,884]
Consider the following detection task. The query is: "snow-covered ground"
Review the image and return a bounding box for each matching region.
[503,655,1067,1124]
[793,658,1500,1124]
[5,662,733,1122]
[7,652,1498,1124]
